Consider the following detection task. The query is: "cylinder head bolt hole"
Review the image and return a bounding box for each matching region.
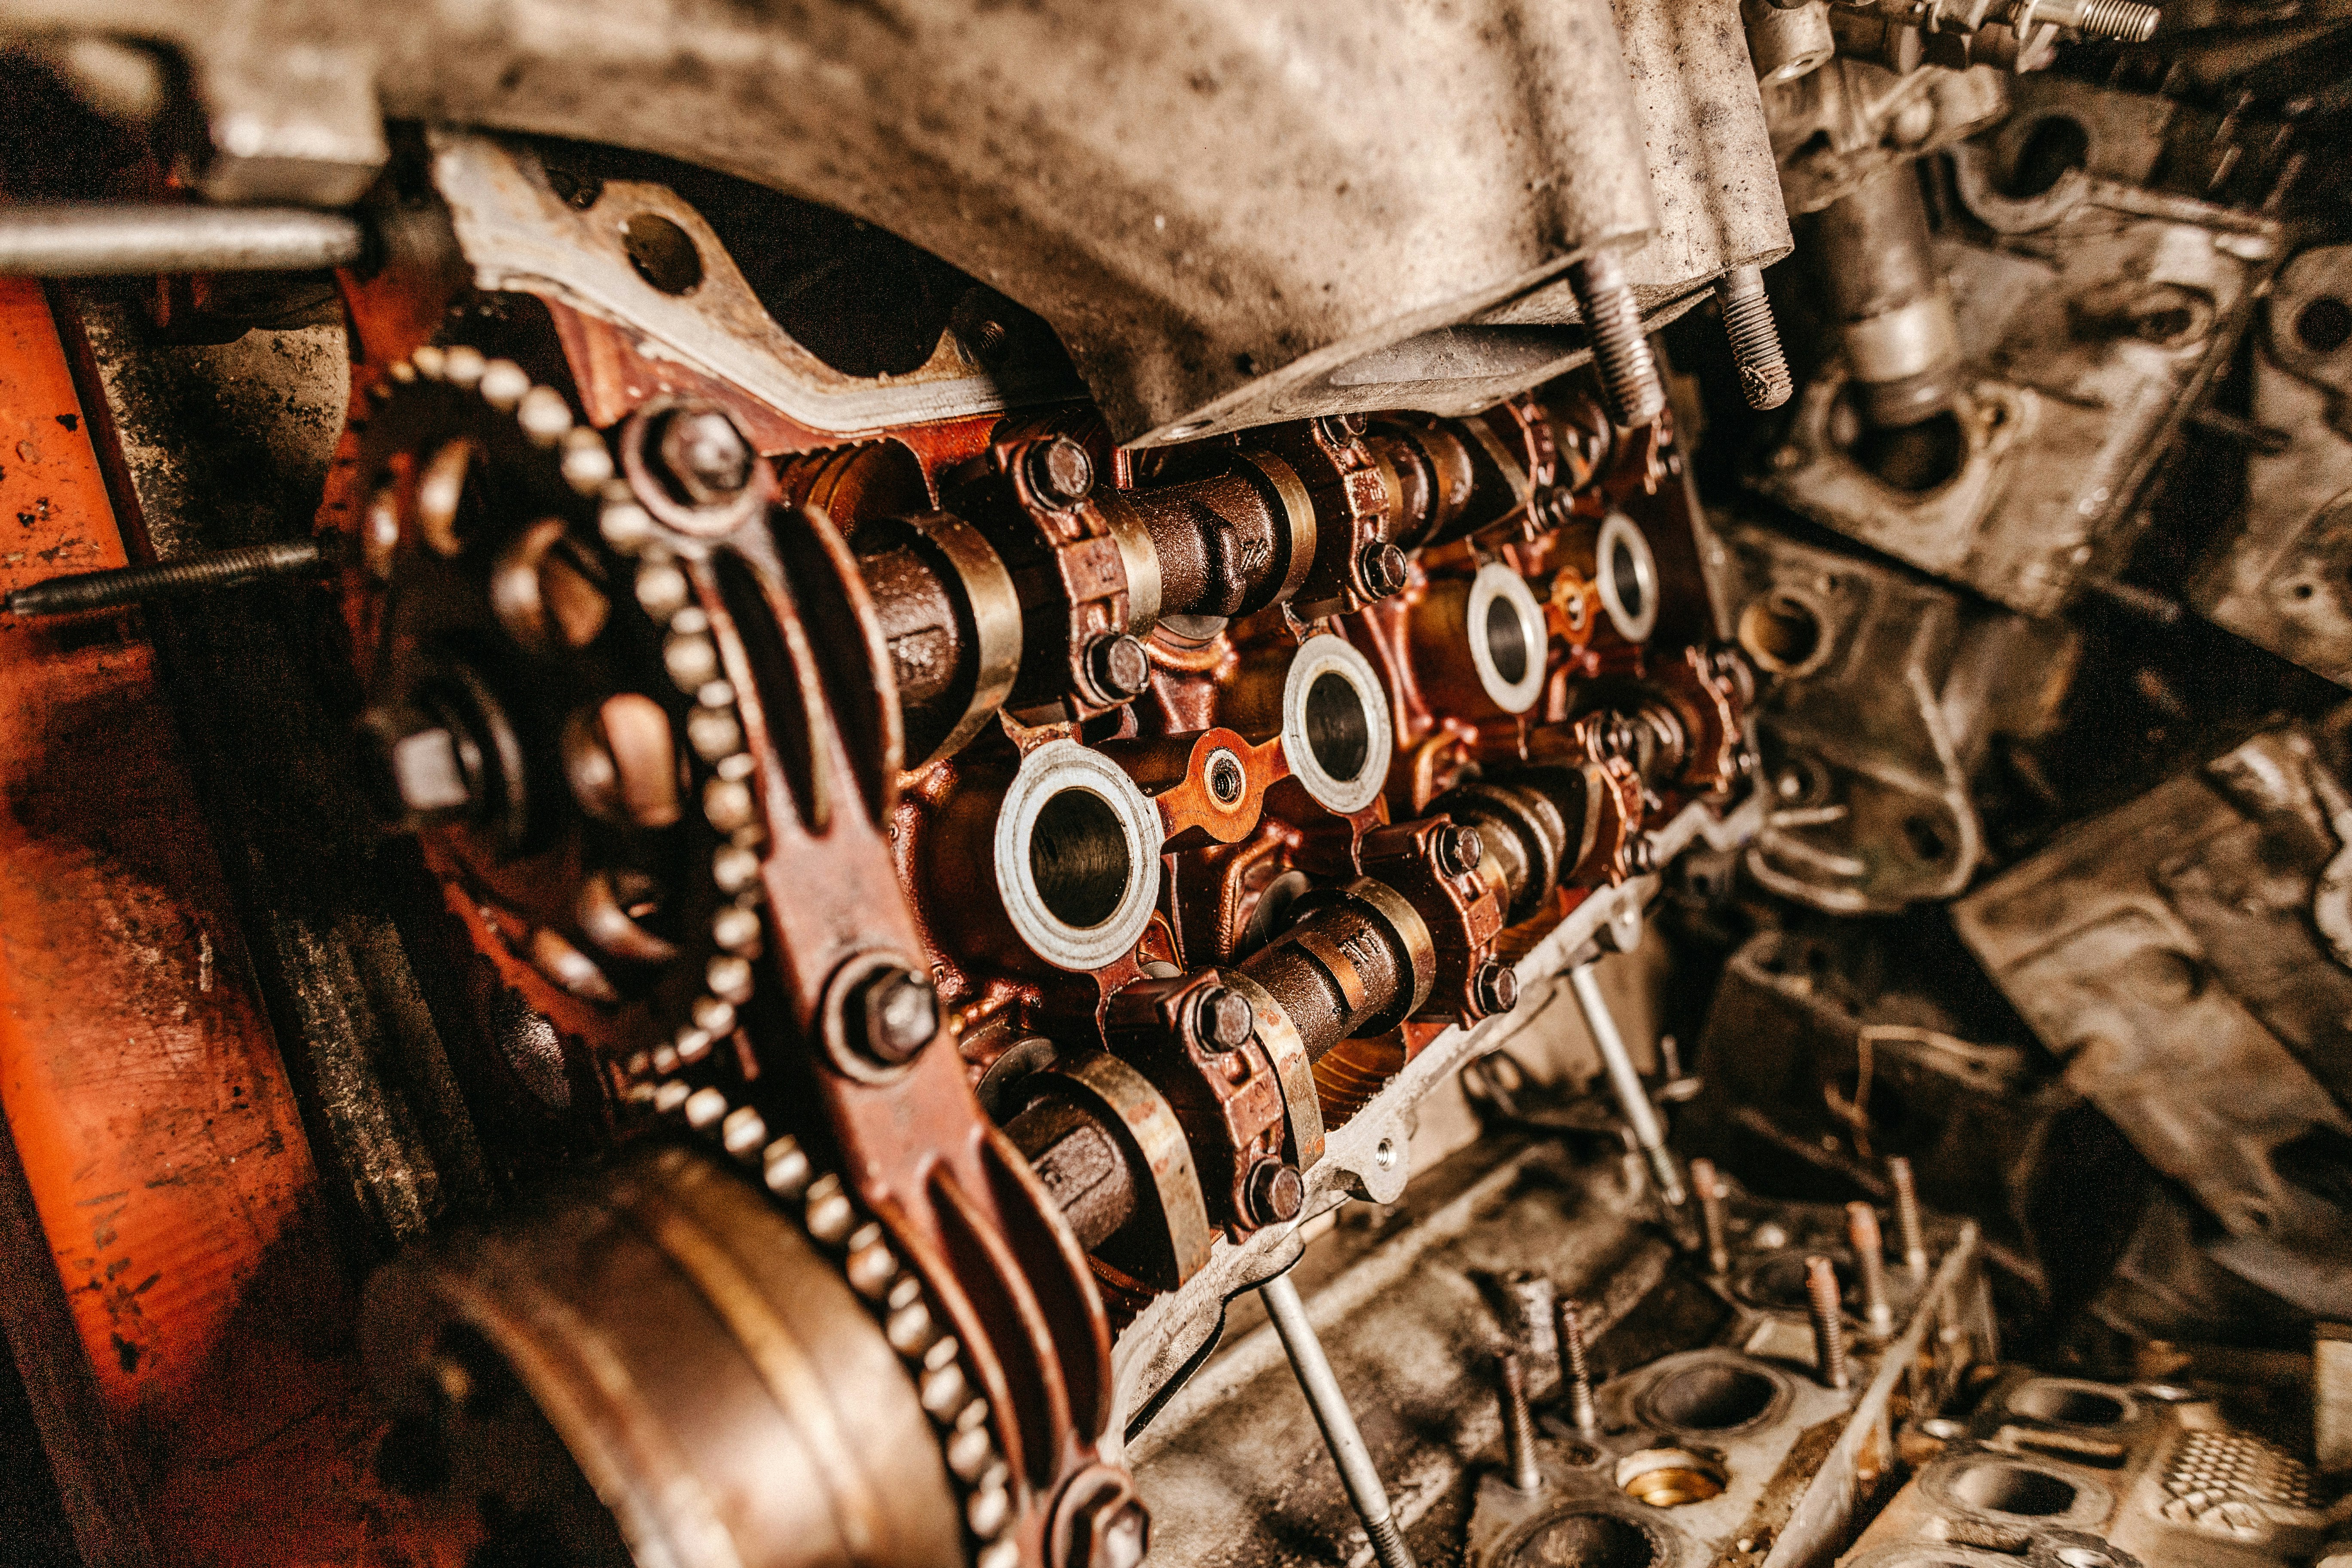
[1737,593,1824,675]
[623,213,704,295]
[2007,1381,2129,1428]
[1030,787,1131,930]
[2297,295,2352,355]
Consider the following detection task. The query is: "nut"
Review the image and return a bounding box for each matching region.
[654,407,753,506]
[851,965,939,1063]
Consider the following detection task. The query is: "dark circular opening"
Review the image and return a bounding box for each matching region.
[1207,752,1245,805]
[2296,296,2352,354]
[1950,1461,2079,1518]
[1608,538,1646,622]
[1852,410,1967,493]
[1902,814,1949,863]
[1507,1512,1660,1568]
[1029,787,1131,930]
[1305,671,1371,782]
[1739,595,1822,673]
[1648,1363,1778,1431]
[622,213,704,295]
[2009,1384,2127,1427]
[2006,116,2090,199]
[1484,593,1531,686]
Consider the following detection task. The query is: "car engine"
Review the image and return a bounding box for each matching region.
[0,4,2343,1567]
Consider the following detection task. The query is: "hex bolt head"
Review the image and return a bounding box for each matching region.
[1025,436,1096,507]
[851,965,939,1063]
[1072,1497,1151,1568]
[1195,986,1256,1050]
[1085,634,1150,703]
[655,407,753,505]
[1359,541,1409,598]
[1241,1158,1305,1225]
[1436,823,1485,878]
[1474,962,1520,1015]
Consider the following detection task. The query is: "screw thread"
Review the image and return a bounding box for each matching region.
[1804,1255,1850,1390]
[2076,0,2160,39]
[4,537,328,618]
[1691,1158,1731,1274]
[1847,1202,1893,1336]
[1364,1513,1417,1568]
[1889,1156,1930,1280]
[1499,1353,1541,1492]
[1714,268,1793,411]
[1570,254,1666,430]
[1557,1299,1598,1435]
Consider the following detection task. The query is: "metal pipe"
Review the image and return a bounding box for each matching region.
[1567,962,1686,1205]
[1260,1272,1418,1568]
[0,204,364,277]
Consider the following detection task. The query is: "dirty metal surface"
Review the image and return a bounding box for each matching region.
[1953,728,2352,1320]
[0,274,469,1566]
[1130,1130,1991,1568]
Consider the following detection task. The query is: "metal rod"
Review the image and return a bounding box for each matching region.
[1557,1298,1599,1437]
[3,539,330,618]
[1260,1273,1418,1568]
[1888,1156,1930,1282]
[1847,1201,1893,1338]
[1498,1353,1540,1493]
[0,204,364,277]
[1804,1255,1850,1391]
[1567,962,1686,1205]
[1691,1157,1730,1274]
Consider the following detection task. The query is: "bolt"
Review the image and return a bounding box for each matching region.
[1084,633,1150,703]
[1435,824,1484,878]
[1556,1298,1598,1436]
[1623,834,1656,876]
[1473,963,1519,1015]
[1848,1202,1893,1338]
[1070,1496,1151,1568]
[851,965,938,1063]
[1567,251,1666,430]
[1499,1352,1541,1493]
[1025,436,1095,508]
[1242,1158,1305,1226]
[1889,1156,1930,1281]
[1501,1270,1557,1385]
[1206,748,1245,806]
[1804,1255,1850,1390]
[3,536,331,618]
[1195,985,1256,1050]
[653,406,753,506]
[1358,541,1409,598]
[1692,1157,1730,1274]
[1713,266,1793,412]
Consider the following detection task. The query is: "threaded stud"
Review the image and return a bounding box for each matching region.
[1691,1157,1731,1274]
[1888,1156,1930,1281]
[1847,1202,1893,1338]
[1556,1298,1598,1436]
[1714,266,1793,411]
[1804,1255,1850,1391]
[4,536,329,618]
[2073,0,2160,39]
[1568,252,1666,430]
[1499,1353,1540,1492]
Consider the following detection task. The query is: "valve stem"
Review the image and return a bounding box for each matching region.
[1804,1256,1850,1391]
[1888,1156,1930,1282]
[4,537,331,618]
[1499,1353,1541,1493]
[1847,1202,1893,1338]
[1568,251,1666,430]
[1713,266,1792,410]
[1692,1158,1731,1275]
[1557,1298,1599,1436]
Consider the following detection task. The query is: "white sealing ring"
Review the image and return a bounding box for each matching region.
[1281,635,1393,815]
[1597,511,1660,643]
[1464,561,1549,714]
[993,741,1164,971]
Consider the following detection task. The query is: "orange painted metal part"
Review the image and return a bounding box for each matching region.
[0,276,468,1566]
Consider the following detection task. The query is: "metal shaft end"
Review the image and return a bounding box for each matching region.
[1568,253,1666,430]
[1557,1298,1599,1436]
[1888,1156,1930,1282]
[1804,1255,1850,1391]
[1714,266,1793,411]
[1691,1157,1731,1275]
[1499,1353,1541,1493]
[1847,1201,1893,1338]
